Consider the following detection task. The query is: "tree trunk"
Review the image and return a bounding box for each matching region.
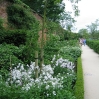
[10,55,12,85]
[35,50,38,78]
[39,0,47,73]
[40,48,44,73]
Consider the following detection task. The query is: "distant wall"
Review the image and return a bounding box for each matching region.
[0,0,10,28]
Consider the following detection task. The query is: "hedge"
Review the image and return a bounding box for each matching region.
[0,29,27,46]
[74,57,84,99]
[87,40,99,54]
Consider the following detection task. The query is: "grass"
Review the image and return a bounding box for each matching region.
[74,57,84,99]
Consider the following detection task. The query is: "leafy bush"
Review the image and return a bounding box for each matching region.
[87,40,99,54]
[0,57,76,99]
[74,57,84,99]
[44,34,60,64]
[59,46,81,62]
[64,31,79,40]
[0,81,26,99]
[0,29,27,46]
[44,40,80,65]
[0,44,22,70]
[57,40,79,48]
[7,3,38,29]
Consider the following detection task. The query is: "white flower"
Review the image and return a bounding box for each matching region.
[47,94,49,97]
[35,78,40,83]
[53,91,56,95]
[20,64,24,71]
[23,84,30,91]
[45,85,50,89]
[52,55,56,62]
[52,82,56,87]
[61,63,67,68]
[16,80,21,85]
[55,61,58,66]
[44,76,48,80]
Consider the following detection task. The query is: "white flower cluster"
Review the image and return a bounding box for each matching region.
[7,62,36,86]
[6,56,75,92]
[56,57,75,69]
[23,64,64,91]
[52,55,75,70]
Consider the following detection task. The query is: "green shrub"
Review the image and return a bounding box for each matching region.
[0,44,22,70]
[64,31,79,40]
[0,29,27,46]
[59,46,81,62]
[87,40,99,54]
[44,40,80,65]
[44,35,60,64]
[0,79,76,99]
[7,3,38,29]
[0,80,26,99]
[0,57,76,99]
[74,57,84,99]
[57,40,79,48]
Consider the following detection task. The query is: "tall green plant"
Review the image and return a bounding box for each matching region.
[39,0,64,72]
[7,0,41,78]
[39,0,47,73]
[25,22,40,78]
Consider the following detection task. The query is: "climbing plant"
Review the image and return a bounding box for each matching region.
[7,3,36,29]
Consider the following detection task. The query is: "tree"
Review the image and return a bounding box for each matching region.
[22,0,65,22]
[87,23,97,34]
[78,28,88,34]
[22,0,81,22]
[21,0,81,78]
[87,19,99,39]
[78,28,90,39]
[60,11,76,31]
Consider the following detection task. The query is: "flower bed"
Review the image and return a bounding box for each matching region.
[0,56,77,99]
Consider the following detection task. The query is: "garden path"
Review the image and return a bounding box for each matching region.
[81,45,99,99]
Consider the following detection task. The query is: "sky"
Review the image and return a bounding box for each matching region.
[63,0,99,32]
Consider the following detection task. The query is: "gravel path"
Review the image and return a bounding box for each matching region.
[81,45,99,99]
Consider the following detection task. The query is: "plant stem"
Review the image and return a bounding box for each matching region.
[40,0,47,72]
[35,50,38,78]
[10,55,12,85]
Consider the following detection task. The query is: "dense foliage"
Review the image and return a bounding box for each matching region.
[0,44,23,70]
[0,29,26,46]
[22,0,65,22]
[74,57,84,99]
[0,39,81,98]
[7,2,39,29]
[44,36,81,65]
[0,55,77,99]
[59,46,81,62]
[87,40,99,54]
[0,0,83,98]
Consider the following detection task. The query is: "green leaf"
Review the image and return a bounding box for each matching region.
[54,0,60,4]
